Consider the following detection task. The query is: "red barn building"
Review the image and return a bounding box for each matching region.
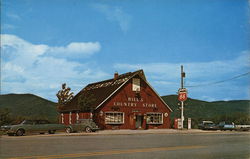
[58,70,172,129]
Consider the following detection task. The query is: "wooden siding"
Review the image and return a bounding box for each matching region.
[94,75,171,129]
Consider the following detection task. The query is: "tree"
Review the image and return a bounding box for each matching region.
[0,108,12,126]
[56,83,74,107]
[78,92,96,113]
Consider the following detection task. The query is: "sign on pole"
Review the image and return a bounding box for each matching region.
[178,88,187,102]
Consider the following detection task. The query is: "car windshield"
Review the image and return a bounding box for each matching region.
[220,122,233,125]
[38,120,49,124]
[203,121,213,124]
[21,120,34,125]
[209,123,215,126]
[77,119,92,124]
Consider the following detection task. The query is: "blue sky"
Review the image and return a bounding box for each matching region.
[1,0,249,102]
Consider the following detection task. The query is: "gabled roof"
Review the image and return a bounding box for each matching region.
[58,69,172,112]
[58,70,145,112]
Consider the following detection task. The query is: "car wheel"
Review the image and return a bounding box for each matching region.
[16,129,25,136]
[66,127,72,133]
[48,130,55,134]
[85,126,92,133]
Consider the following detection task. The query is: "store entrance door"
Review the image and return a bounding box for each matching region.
[135,115,143,129]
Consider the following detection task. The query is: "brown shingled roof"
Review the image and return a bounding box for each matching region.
[58,70,146,112]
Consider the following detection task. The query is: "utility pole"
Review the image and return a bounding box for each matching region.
[181,66,184,129]
[181,65,184,89]
[181,65,185,129]
[178,65,187,129]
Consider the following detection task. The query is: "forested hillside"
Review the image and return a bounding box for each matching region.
[0,94,58,125]
[162,95,250,127]
[0,93,249,127]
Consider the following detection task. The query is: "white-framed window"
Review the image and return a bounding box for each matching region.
[132,78,140,91]
[146,113,163,124]
[105,112,124,124]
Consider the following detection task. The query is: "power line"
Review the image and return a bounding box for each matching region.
[186,72,250,88]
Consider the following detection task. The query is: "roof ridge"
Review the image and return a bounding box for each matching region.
[85,69,143,87]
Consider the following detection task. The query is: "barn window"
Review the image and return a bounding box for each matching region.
[146,113,163,124]
[105,112,124,124]
[132,78,140,91]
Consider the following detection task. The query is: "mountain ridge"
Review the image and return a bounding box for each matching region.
[0,93,249,126]
[0,93,58,122]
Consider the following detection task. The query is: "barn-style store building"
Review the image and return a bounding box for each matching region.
[58,70,172,130]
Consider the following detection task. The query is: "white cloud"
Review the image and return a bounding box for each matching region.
[3,63,24,74]
[1,34,49,68]
[1,34,108,101]
[114,51,250,101]
[92,3,131,33]
[115,51,250,81]
[47,42,101,58]
[1,34,101,61]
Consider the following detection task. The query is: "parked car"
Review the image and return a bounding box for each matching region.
[198,121,217,130]
[218,121,235,131]
[203,123,218,130]
[65,119,100,133]
[235,125,250,131]
[1,120,66,136]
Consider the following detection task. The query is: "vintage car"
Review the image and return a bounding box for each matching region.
[235,125,250,131]
[218,121,235,131]
[198,121,217,130]
[1,120,66,136]
[65,119,100,133]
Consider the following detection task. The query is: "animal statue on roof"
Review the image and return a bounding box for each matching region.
[56,83,74,108]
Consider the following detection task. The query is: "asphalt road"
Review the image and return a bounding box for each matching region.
[0,132,249,159]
